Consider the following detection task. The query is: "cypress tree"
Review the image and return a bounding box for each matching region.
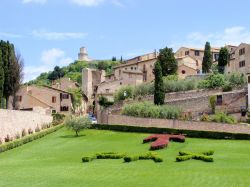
[202,42,212,73]
[0,49,4,108]
[157,47,177,76]
[154,61,165,105]
[218,47,229,74]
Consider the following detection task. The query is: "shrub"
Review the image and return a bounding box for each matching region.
[98,96,114,108]
[64,116,91,136]
[225,73,246,88]
[52,113,65,126]
[21,129,27,137]
[209,96,216,114]
[28,128,33,134]
[15,133,21,139]
[124,152,163,163]
[134,83,154,97]
[114,85,134,102]
[82,155,96,162]
[163,79,197,93]
[222,81,233,92]
[124,155,139,162]
[35,126,41,133]
[209,112,237,124]
[176,151,214,162]
[122,102,182,120]
[0,125,63,154]
[143,134,185,150]
[4,135,12,143]
[95,152,125,159]
[198,74,225,89]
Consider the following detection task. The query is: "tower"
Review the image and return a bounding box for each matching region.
[78,47,91,62]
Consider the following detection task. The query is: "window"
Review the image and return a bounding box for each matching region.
[120,82,122,85]
[52,96,56,103]
[61,93,69,99]
[248,76,250,84]
[185,51,189,55]
[239,48,245,55]
[60,106,69,111]
[131,67,133,70]
[196,60,199,66]
[216,95,223,106]
[181,70,186,74]
[214,54,219,61]
[125,68,127,70]
[134,67,137,70]
[239,60,245,68]
[16,96,22,102]
[195,50,200,56]
[105,89,110,93]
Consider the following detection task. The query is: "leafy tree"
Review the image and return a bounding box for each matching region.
[112,56,117,61]
[67,88,83,113]
[202,42,212,73]
[64,116,91,136]
[209,96,216,114]
[157,47,177,76]
[0,49,4,108]
[97,61,109,70]
[48,66,65,81]
[120,56,123,63]
[154,61,165,105]
[218,47,229,74]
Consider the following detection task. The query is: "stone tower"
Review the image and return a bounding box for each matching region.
[78,47,91,62]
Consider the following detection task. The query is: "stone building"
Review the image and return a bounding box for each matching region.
[78,47,91,62]
[225,43,250,74]
[51,77,79,91]
[12,85,74,114]
[82,68,106,102]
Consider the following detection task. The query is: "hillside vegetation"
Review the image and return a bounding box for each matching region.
[27,60,121,86]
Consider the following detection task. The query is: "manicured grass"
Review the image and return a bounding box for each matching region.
[1,128,250,187]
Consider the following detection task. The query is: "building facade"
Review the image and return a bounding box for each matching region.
[12,85,73,114]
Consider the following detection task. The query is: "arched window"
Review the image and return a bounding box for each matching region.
[181,70,186,74]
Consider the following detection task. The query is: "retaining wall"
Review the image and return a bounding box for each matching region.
[0,109,53,142]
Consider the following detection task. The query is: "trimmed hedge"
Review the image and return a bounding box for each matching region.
[176,151,214,162]
[0,125,63,154]
[92,124,250,140]
[82,152,126,163]
[124,152,163,163]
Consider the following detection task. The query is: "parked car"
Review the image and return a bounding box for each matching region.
[88,113,97,124]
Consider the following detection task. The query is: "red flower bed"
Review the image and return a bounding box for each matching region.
[143,134,185,150]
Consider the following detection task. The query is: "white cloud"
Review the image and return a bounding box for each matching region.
[22,0,47,4]
[171,26,250,50]
[24,48,73,82]
[111,0,125,8]
[32,30,88,40]
[0,32,23,38]
[70,0,104,6]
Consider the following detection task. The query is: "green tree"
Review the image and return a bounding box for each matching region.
[48,66,65,81]
[154,61,165,105]
[218,47,229,74]
[0,49,4,108]
[112,56,117,61]
[157,47,177,76]
[64,116,91,136]
[202,42,213,73]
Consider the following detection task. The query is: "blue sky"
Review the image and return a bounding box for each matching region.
[1,0,250,81]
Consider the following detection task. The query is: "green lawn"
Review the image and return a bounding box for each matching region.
[1,128,250,187]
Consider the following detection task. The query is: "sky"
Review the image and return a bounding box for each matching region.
[1,0,250,82]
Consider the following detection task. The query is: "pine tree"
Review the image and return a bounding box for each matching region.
[157,47,177,76]
[202,42,212,73]
[154,61,165,105]
[0,49,4,108]
[218,47,229,74]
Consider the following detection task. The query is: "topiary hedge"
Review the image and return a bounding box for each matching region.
[0,125,63,154]
[176,150,214,162]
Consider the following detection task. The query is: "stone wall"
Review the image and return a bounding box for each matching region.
[0,109,53,143]
[105,114,250,134]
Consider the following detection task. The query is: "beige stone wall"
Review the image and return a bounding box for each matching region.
[0,109,53,142]
[105,114,250,134]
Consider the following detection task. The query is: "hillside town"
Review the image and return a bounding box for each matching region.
[2,1,250,186]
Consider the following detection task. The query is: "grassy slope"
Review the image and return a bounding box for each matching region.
[0,128,250,187]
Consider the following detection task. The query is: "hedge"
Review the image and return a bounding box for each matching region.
[82,152,126,163]
[92,124,250,140]
[124,152,163,163]
[0,124,63,154]
[176,151,214,162]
